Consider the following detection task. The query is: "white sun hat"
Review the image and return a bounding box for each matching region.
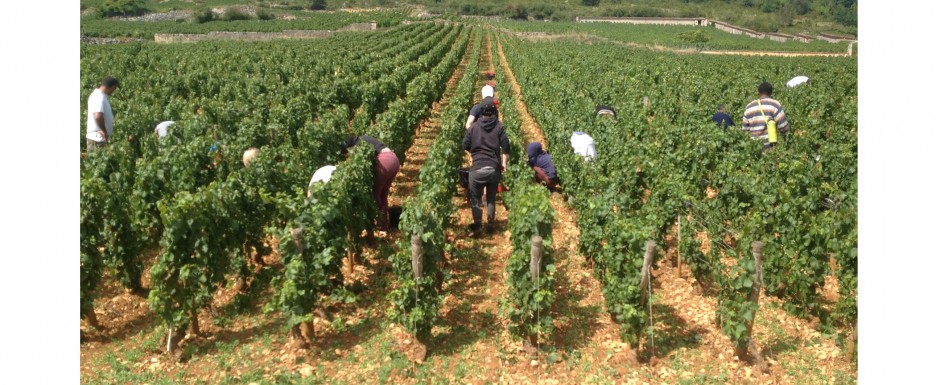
[481,85,494,99]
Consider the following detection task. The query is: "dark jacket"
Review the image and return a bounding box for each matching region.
[711,112,734,130]
[525,142,557,179]
[343,135,387,154]
[468,103,499,121]
[463,115,509,171]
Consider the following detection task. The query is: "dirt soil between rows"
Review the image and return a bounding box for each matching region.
[80,28,857,385]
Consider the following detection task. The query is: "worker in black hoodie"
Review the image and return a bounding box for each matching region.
[462,96,510,234]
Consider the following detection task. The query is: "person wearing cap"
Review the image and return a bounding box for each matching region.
[307,165,337,198]
[526,142,560,192]
[341,135,400,233]
[711,105,734,130]
[154,121,174,138]
[85,75,119,151]
[596,105,616,118]
[463,96,509,234]
[742,82,790,149]
[570,131,597,161]
[465,84,499,130]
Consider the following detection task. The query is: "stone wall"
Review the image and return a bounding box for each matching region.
[766,33,794,43]
[114,10,190,22]
[403,19,454,26]
[340,22,378,31]
[576,17,708,26]
[712,21,766,39]
[155,30,333,43]
[81,36,148,45]
[742,30,764,39]
[713,21,742,35]
[459,15,503,21]
[794,34,814,43]
[818,32,857,43]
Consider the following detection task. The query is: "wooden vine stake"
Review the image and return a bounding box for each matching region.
[411,234,424,281]
[677,214,682,277]
[639,241,656,308]
[737,241,769,373]
[289,227,313,348]
[521,235,544,355]
[400,234,428,363]
[638,240,657,359]
[166,326,173,353]
[165,325,184,353]
[846,319,857,360]
[346,231,357,276]
[189,302,201,336]
[290,227,304,254]
[828,253,838,276]
[530,235,543,283]
[85,309,102,330]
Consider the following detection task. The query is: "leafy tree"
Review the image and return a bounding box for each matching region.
[791,0,812,15]
[778,4,796,26]
[222,7,252,21]
[677,29,711,47]
[759,0,782,13]
[192,8,215,23]
[527,4,557,20]
[502,4,528,20]
[257,8,275,20]
[309,0,327,10]
[830,1,857,27]
[98,0,146,17]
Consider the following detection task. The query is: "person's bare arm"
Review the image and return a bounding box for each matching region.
[94,112,108,142]
[465,115,476,130]
[499,126,510,172]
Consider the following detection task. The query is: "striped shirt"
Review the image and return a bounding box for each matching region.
[742,97,789,141]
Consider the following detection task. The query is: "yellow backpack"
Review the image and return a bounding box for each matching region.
[758,99,778,144]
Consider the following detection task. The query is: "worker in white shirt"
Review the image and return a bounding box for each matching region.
[786,75,809,88]
[570,131,597,161]
[154,121,174,138]
[307,165,337,198]
[243,147,260,167]
[85,76,119,151]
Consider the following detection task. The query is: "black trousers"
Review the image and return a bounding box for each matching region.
[468,167,500,226]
